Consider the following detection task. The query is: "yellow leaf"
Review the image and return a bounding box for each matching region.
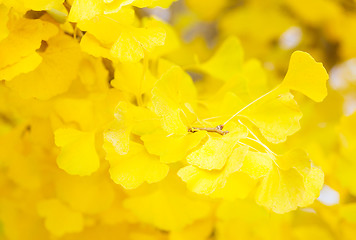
[142,17,180,57]
[255,150,323,213]
[54,128,100,176]
[170,219,214,240]
[78,54,109,92]
[298,167,324,207]
[104,141,169,189]
[110,27,166,62]
[243,59,269,99]
[151,66,197,135]
[123,188,211,231]
[245,91,302,143]
[211,171,256,200]
[55,174,115,215]
[276,149,311,177]
[0,53,42,81]
[104,0,136,14]
[111,61,157,97]
[178,165,225,195]
[54,98,94,131]
[37,199,84,237]
[80,33,112,58]
[198,36,243,81]
[217,199,269,222]
[255,165,304,214]
[3,0,64,12]
[77,8,136,57]
[0,17,58,81]
[187,130,246,170]
[133,0,176,8]
[0,5,10,41]
[282,51,329,102]
[178,146,248,195]
[104,101,160,155]
[142,130,206,163]
[6,33,81,100]
[110,31,143,62]
[68,0,103,22]
[240,151,273,179]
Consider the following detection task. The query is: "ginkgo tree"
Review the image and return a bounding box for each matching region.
[0,0,355,240]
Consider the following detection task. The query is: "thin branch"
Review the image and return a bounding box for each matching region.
[188,125,229,136]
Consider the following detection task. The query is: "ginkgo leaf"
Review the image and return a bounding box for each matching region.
[240,151,273,179]
[151,66,197,135]
[152,66,197,109]
[216,198,269,222]
[282,51,329,102]
[210,171,256,200]
[104,127,131,157]
[103,0,136,14]
[104,101,160,155]
[37,199,84,237]
[186,130,246,170]
[255,150,323,213]
[77,54,109,92]
[178,146,249,195]
[243,59,269,99]
[55,174,115,215]
[4,0,64,12]
[0,53,42,81]
[105,102,136,155]
[133,0,177,8]
[255,165,305,214]
[104,141,169,189]
[77,7,136,43]
[142,130,207,163]
[110,31,144,62]
[110,27,166,62]
[0,5,9,42]
[69,0,174,23]
[54,128,100,176]
[169,219,214,240]
[142,17,180,57]
[54,98,94,131]
[0,17,58,81]
[6,33,81,100]
[111,62,157,97]
[178,165,226,195]
[244,91,302,143]
[0,0,336,237]
[299,167,324,207]
[123,188,211,231]
[198,36,243,81]
[68,0,103,22]
[80,33,112,59]
[77,8,136,59]
[202,92,245,126]
[276,148,311,177]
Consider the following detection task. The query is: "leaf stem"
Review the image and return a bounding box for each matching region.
[238,120,277,156]
[221,86,280,127]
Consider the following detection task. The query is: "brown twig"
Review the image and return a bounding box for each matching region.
[188,125,229,136]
